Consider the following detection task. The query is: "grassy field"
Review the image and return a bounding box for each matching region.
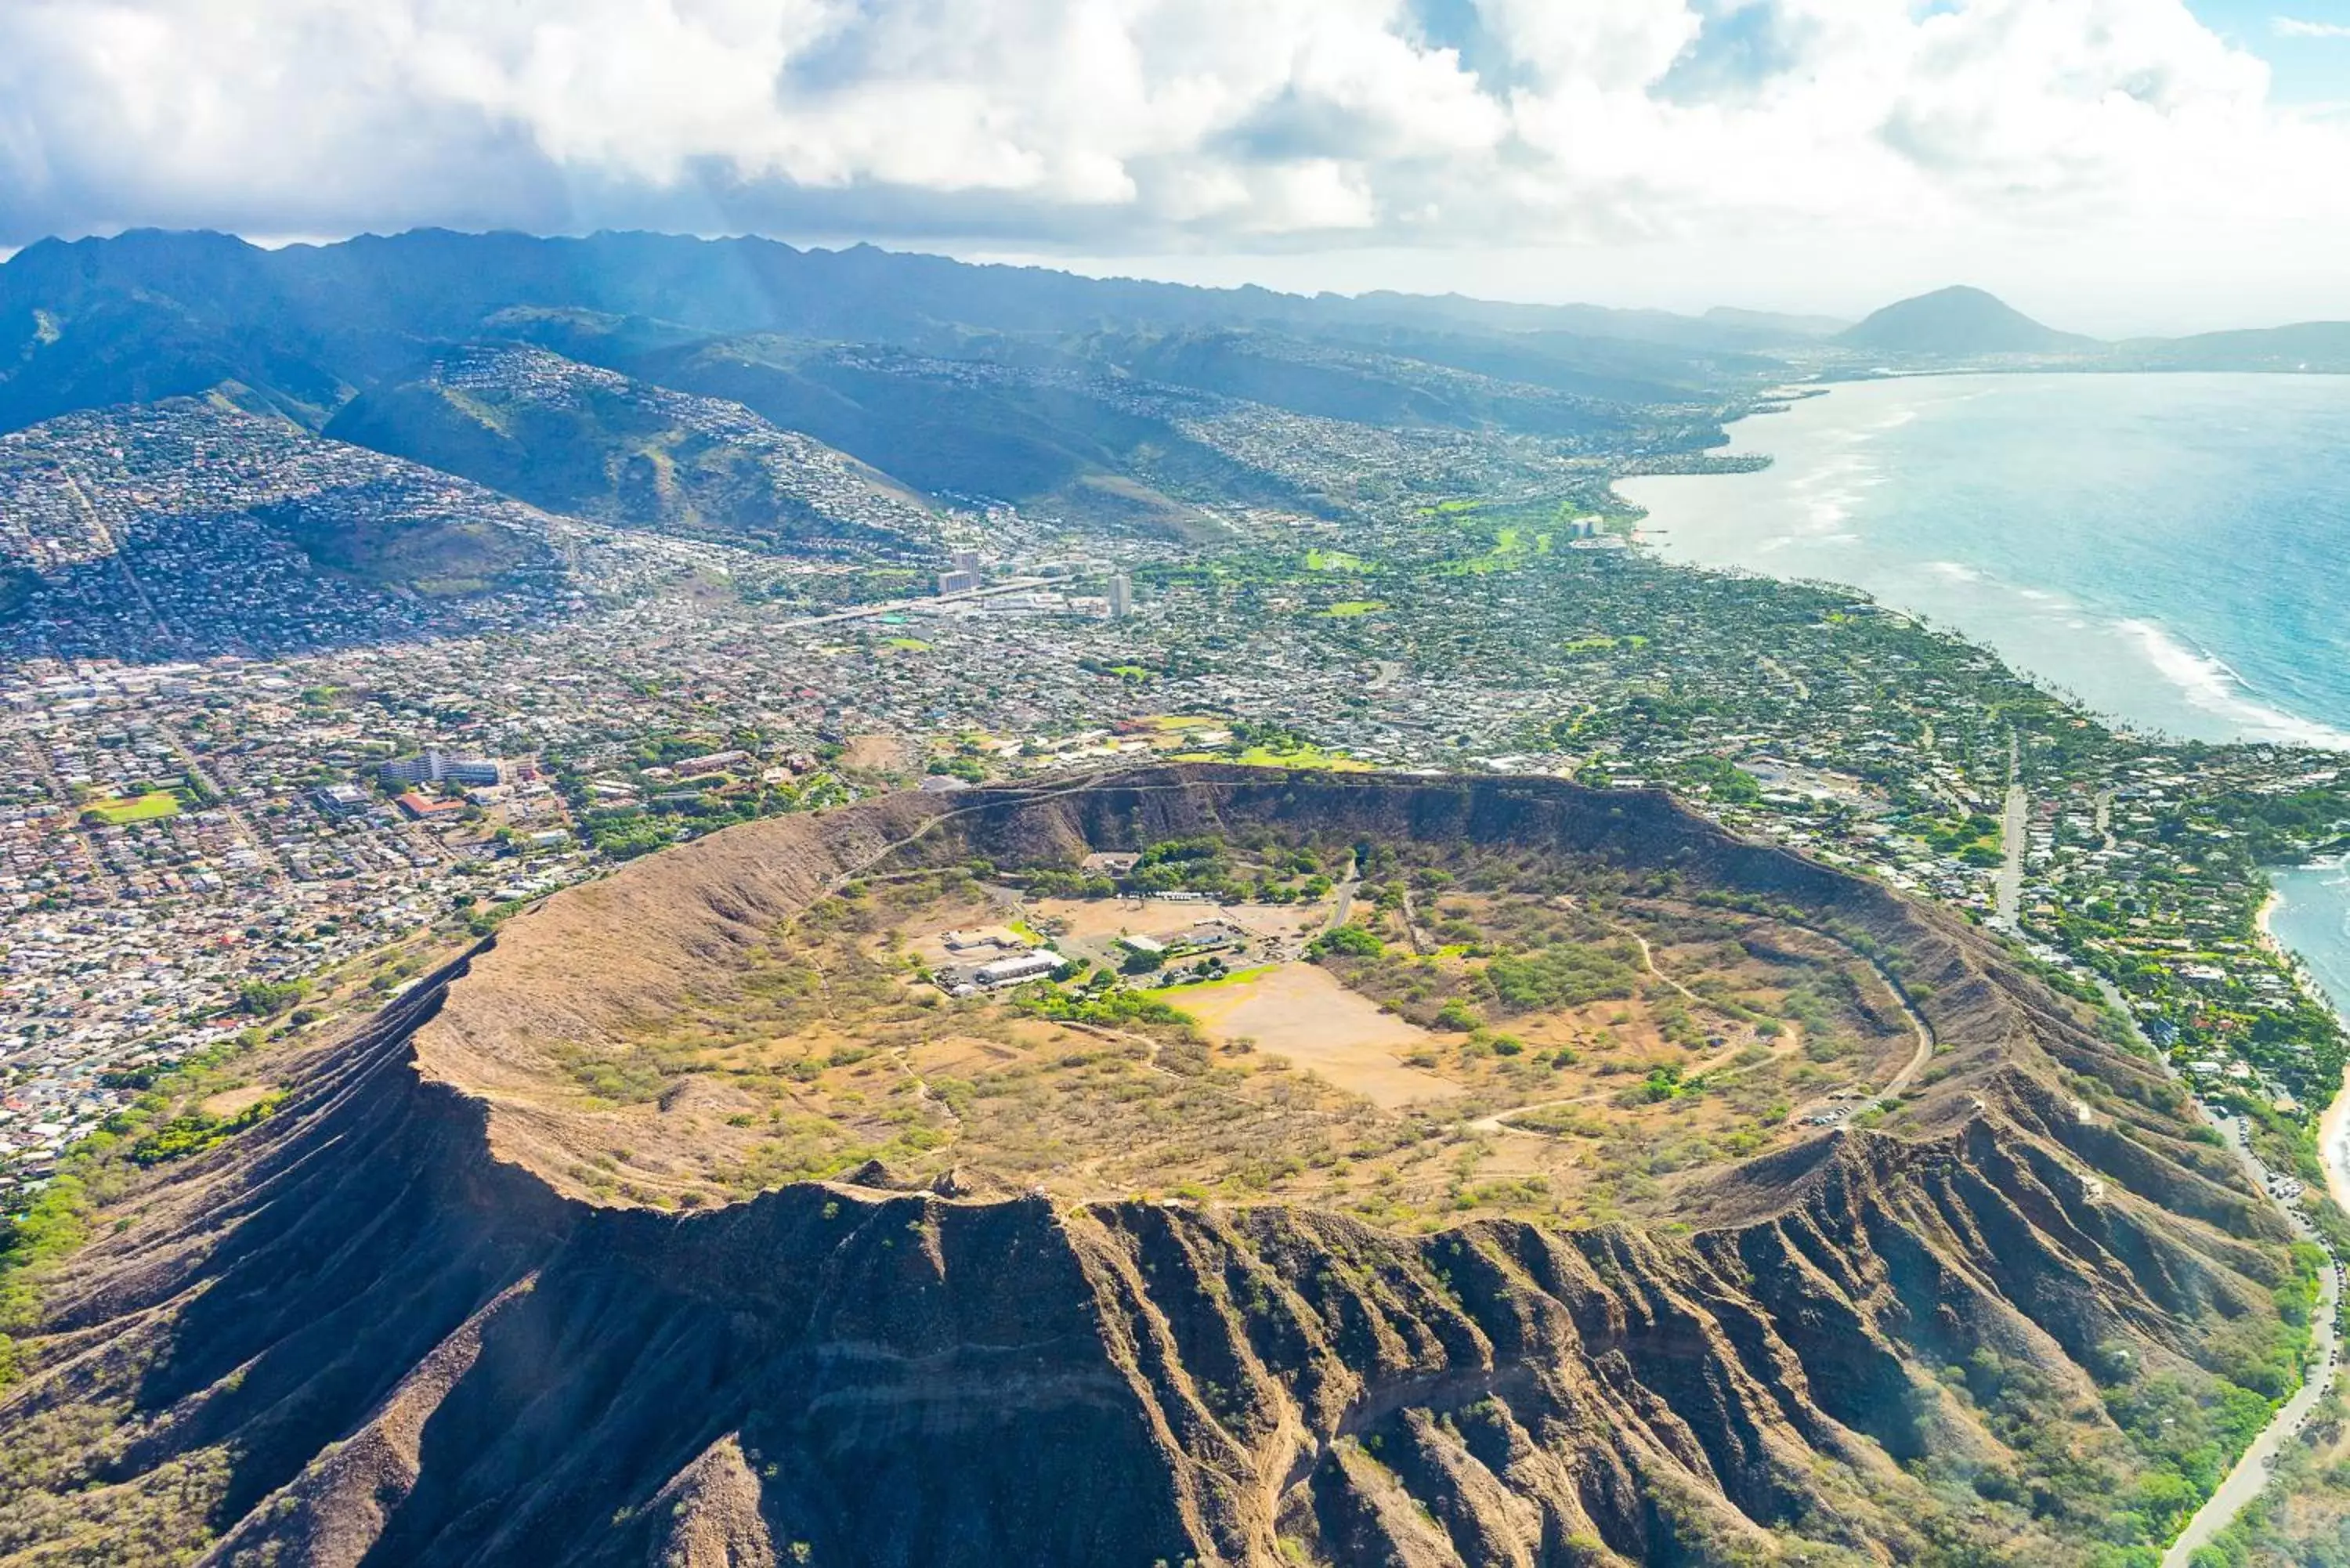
[81,792,182,826]
[1444,526,1555,576]
[1166,744,1373,771]
[1139,963,1278,1002]
[1316,600,1388,618]
[1233,746,1373,771]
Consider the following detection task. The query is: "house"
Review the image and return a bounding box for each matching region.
[672,749,750,779]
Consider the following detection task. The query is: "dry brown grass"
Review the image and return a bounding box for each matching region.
[471,855,1913,1230]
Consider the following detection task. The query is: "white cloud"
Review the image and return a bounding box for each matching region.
[2276,17,2350,38]
[2,0,2348,323]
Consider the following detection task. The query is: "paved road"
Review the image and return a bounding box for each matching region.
[60,467,183,648]
[154,717,291,891]
[2147,981,2348,1568]
[2088,965,2350,1566]
[1994,735,2027,927]
[1325,854,1361,932]
[18,733,125,899]
[2161,1115,2343,1566]
[2100,974,2348,1568]
[1781,952,1936,1128]
[779,576,1047,628]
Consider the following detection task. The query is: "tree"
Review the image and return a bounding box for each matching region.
[237,979,309,1017]
[1308,925,1384,961]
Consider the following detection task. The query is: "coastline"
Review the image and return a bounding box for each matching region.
[1618,373,2350,753]
[2160,879,2350,1566]
[2264,881,2350,1214]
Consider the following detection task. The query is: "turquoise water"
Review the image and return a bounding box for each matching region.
[2272,860,2350,1023]
[1618,374,2350,749]
[1619,372,2350,1054]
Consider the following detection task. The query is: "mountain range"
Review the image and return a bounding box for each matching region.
[0,229,1792,537]
[4,228,2350,563]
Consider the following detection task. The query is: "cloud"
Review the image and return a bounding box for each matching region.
[2275,16,2350,38]
[2,0,2348,321]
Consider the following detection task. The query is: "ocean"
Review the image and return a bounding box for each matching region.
[2272,860,2350,1026]
[1618,371,2350,1047]
[1618,373,2350,750]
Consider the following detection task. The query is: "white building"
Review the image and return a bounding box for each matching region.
[977,951,1061,987]
[380,749,504,787]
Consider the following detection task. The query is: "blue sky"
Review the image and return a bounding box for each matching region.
[2193,1,2350,100]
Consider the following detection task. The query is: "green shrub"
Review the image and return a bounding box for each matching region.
[1308,924,1384,960]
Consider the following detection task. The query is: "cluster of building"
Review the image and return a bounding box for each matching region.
[7,356,2350,1204]
[1118,921,1246,966]
[927,926,1063,996]
[0,399,754,667]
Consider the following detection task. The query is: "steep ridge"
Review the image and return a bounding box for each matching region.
[0,768,2304,1566]
[322,346,943,558]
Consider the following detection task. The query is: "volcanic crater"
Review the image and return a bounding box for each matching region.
[0,767,2306,1568]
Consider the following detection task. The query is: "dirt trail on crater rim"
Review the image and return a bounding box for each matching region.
[0,765,2310,1568]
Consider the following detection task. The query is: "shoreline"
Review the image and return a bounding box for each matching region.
[2162,876,2350,1566]
[2263,880,2350,1214]
[1618,376,2350,754]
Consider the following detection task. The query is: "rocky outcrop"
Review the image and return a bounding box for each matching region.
[0,768,2301,1566]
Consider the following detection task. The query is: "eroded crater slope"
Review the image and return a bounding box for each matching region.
[0,768,2306,1567]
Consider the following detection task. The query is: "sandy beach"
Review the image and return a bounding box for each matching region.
[2258,888,2350,1212]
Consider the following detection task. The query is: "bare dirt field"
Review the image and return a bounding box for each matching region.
[1174,963,1458,1108]
[839,733,913,774]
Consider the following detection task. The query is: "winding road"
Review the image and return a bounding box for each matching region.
[2160,1104,2345,1566]
[2149,992,2349,1566]
[1468,923,1936,1136]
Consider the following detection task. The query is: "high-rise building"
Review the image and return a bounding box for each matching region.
[938,569,980,595]
[1107,573,1133,618]
[951,549,984,579]
[379,749,504,787]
